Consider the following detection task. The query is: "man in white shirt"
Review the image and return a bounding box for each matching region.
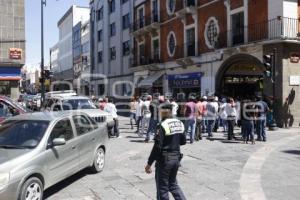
[225,98,237,140]
[170,98,179,117]
[135,98,143,133]
[139,95,152,137]
[104,97,120,138]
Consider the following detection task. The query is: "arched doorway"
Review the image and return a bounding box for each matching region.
[216,54,265,98]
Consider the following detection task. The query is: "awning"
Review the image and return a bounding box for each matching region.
[0,67,21,81]
[137,72,164,88]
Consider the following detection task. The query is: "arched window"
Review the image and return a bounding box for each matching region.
[166,0,176,15]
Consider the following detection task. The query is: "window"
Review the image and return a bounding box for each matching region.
[110,23,116,36]
[152,0,159,22]
[138,8,144,28]
[50,119,74,141]
[98,84,105,96]
[96,7,103,21]
[98,51,102,63]
[167,0,176,15]
[167,32,176,57]
[152,39,160,60]
[82,42,89,54]
[122,13,130,30]
[232,12,245,45]
[123,41,130,56]
[138,43,145,64]
[186,28,195,56]
[110,47,116,60]
[122,0,129,3]
[98,30,103,42]
[73,115,93,136]
[204,17,220,49]
[109,0,115,13]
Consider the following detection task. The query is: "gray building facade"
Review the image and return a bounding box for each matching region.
[90,0,134,97]
[0,0,25,99]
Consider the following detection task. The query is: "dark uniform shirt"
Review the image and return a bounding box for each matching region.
[148,118,186,166]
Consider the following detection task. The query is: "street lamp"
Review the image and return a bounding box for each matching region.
[40,0,46,106]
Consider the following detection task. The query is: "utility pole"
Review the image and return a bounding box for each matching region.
[41,0,46,106]
[271,48,278,130]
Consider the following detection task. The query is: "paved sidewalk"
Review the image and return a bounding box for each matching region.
[45,117,300,200]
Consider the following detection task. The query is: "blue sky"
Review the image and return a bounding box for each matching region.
[25,0,89,66]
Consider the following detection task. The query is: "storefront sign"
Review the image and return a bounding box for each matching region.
[0,67,21,80]
[168,73,202,88]
[290,52,300,63]
[9,48,22,60]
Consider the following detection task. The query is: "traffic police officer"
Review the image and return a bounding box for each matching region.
[145,104,187,200]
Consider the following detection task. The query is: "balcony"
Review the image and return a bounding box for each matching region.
[209,17,300,50]
[131,12,160,36]
[131,51,161,68]
[176,0,197,18]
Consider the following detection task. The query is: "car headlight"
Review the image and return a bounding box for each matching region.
[0,173,10,190]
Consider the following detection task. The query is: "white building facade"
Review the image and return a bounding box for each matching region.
[54,5,90,83]
[90,0,134,97]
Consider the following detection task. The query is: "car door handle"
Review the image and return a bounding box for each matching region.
[91,138,96,141]
[71,146,76,150]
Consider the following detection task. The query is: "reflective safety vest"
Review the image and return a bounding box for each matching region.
[161,118,185,136]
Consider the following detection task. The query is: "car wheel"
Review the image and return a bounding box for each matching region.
[19,177,43,200]
[91,148,105,173]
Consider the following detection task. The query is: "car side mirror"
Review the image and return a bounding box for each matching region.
[52,138,66,146]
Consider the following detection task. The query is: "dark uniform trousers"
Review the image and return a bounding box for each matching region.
[155,155,186,200]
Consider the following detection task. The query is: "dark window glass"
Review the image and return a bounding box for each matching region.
[0,120,49,148]
[98,51,103,63]
[110,23,116,36]
[122,13,130,30]
[50,119,74,141]
[110,47,116,60]
[62,99,96,110]
[73,115,93,136]
[109,0,115,13]
[123,41,130,56]
[98,30,103,42]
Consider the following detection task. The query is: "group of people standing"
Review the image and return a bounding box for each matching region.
[130,94,270,144]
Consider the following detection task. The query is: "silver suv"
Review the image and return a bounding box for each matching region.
[0,111,108,200]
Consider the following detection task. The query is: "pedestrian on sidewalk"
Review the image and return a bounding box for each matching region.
[195,96,204,140]
[145,104,187,200]
[184,96,196,144]
[170,98,179,118]
[202,96,208,133]
[145,96,159,143]
[135,97,143,134]
[212,96,220,132]
[104,97,120,138]
[241,99,255,144]
[225,98,237,140]
[139,95,152,137]
[255,96,269,142]
[206,96,218,138]
[129,97,137,129]
[220,98,228,132]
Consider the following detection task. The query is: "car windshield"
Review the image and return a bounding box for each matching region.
[62,99,96,110]
[0,120,49,149]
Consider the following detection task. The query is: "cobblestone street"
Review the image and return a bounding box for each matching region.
[44,116,300,200]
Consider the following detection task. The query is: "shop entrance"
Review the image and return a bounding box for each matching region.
[216,54,264,99]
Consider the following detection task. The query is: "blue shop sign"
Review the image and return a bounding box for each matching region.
[168,72,202,88]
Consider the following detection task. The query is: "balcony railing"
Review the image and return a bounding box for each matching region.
[131,11,160,33]
[131,51,161,67]
[207,17,300,49]
[131,17,299,67]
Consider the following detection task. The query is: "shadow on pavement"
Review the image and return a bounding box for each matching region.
[130,139,147,143]
[44,169,92,199]
[282,149,300,156]
[126,135,141,139]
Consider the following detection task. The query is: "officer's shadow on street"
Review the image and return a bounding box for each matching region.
[282,148,300,156]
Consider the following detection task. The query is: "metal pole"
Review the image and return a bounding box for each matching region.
[41,0,46,106]
[270,48,278,130]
